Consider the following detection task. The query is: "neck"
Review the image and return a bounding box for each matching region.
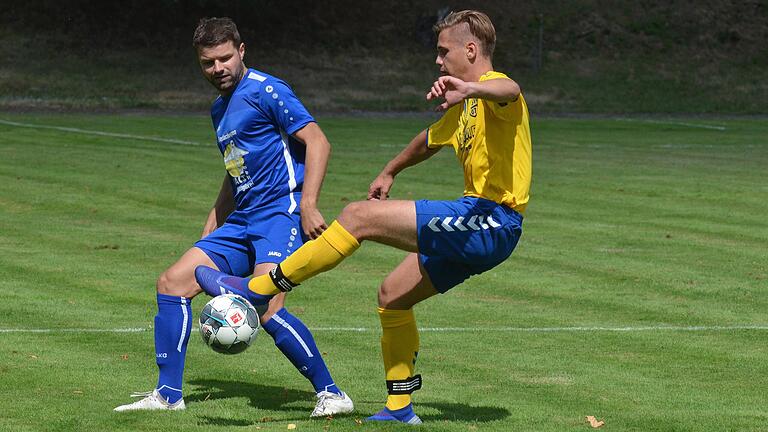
[464,59,493,82]
[219,66,247,97]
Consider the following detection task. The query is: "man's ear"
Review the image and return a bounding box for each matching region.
[239,43,245,60]
[466,41,478,62]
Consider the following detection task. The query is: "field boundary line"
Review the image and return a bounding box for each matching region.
[613,117,727,131]
[2,325,767,334]
[0,118,205,146]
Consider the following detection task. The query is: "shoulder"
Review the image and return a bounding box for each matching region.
[242,69,295,102]
[480,70,511,82]
[479,70,524,115]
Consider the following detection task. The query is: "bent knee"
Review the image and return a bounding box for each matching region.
[259,292,287,323]
[339,201,379,240]
[156,271,200,298]
[378,279,401,309]
[338,202,364,230]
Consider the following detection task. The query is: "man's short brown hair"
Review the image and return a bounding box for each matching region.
[433,10,496,58]
[192,17,241,49]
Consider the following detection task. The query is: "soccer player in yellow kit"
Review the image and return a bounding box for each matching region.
[196,10,531,424]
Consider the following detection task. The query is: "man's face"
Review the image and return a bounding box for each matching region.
[435,25,470,79]
[197,41,246,94]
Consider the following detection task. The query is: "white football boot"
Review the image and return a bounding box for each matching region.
[310,391,354,418]
[113,389,186,412]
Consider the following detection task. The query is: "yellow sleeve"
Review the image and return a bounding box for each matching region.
[426,104,461,148]
[480,71,519,122]
[487,96,522,122]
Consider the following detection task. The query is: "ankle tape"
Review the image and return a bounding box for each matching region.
[387,375,422,395]
[269,265,298,292]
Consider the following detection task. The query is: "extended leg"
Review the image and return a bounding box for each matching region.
[249,199,418,295]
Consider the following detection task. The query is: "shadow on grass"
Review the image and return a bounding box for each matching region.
[353,399,510,423]
[419,401,510,422]
[187,379,509,424]
[196,416,254,427]
[186,378,316,424]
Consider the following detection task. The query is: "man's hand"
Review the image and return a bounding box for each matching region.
[368,172,395,200]
[201,208,219,238]
[426,76,471,111]
[300,204,327,239]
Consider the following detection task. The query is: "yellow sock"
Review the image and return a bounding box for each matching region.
[378,307,419,411]
[248,221,360,295]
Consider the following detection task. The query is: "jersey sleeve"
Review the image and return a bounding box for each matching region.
[481,71,519,122]
[426,104,462,149]
[258,79,315,136]
[487,96,523,122]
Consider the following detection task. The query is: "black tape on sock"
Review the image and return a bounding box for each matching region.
[269,265,298,292]
[387,375,422,395]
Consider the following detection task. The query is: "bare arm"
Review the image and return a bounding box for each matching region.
[292,122,330,239]
[427,76,521,111]
[368,129,441,200]
[201,175,234,238]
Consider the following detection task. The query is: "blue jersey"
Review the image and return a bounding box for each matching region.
[211,68,314,213]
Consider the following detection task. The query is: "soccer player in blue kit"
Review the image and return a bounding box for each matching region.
[114,17,354,417]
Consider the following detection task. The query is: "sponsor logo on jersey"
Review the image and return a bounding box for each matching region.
[268,251,283,258]
[223,141,253,191]
[458,125,476,153]
[218,129,237,143]
[469,99,478,117]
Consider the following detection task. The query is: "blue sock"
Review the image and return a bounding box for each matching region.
[262,308,341,395]
[154,294,192,404]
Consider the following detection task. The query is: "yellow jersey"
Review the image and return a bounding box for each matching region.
[427,71,532,213]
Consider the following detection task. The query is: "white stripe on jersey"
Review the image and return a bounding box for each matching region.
[247,71,267,82]
[280,130,298,214]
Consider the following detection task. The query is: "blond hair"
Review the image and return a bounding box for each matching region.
[433,10,496,58]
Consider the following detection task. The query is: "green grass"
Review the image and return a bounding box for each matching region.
[0,114,767,431]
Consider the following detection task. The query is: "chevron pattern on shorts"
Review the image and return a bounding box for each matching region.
[427,215,501,232]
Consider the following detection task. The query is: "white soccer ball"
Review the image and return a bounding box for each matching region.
[199,294,260,354]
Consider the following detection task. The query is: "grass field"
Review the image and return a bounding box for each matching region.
[0,113,767,431]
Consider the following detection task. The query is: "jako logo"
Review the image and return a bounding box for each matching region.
[156,353,168,358]
[267,251,282,257]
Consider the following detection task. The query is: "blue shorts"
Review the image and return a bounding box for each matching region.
[416,196,523,293]
[195,196,304,277]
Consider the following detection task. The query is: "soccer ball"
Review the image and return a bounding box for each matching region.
[199,294,260,354]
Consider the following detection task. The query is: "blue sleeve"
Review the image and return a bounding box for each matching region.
[259,79,315,136]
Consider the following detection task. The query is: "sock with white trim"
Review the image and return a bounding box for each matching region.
[262,308,341,395]
[154,294,192,404]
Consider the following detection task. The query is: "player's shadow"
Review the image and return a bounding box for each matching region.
[187,379,509,425]
[419,401,510,422]
[186,378,316,424]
